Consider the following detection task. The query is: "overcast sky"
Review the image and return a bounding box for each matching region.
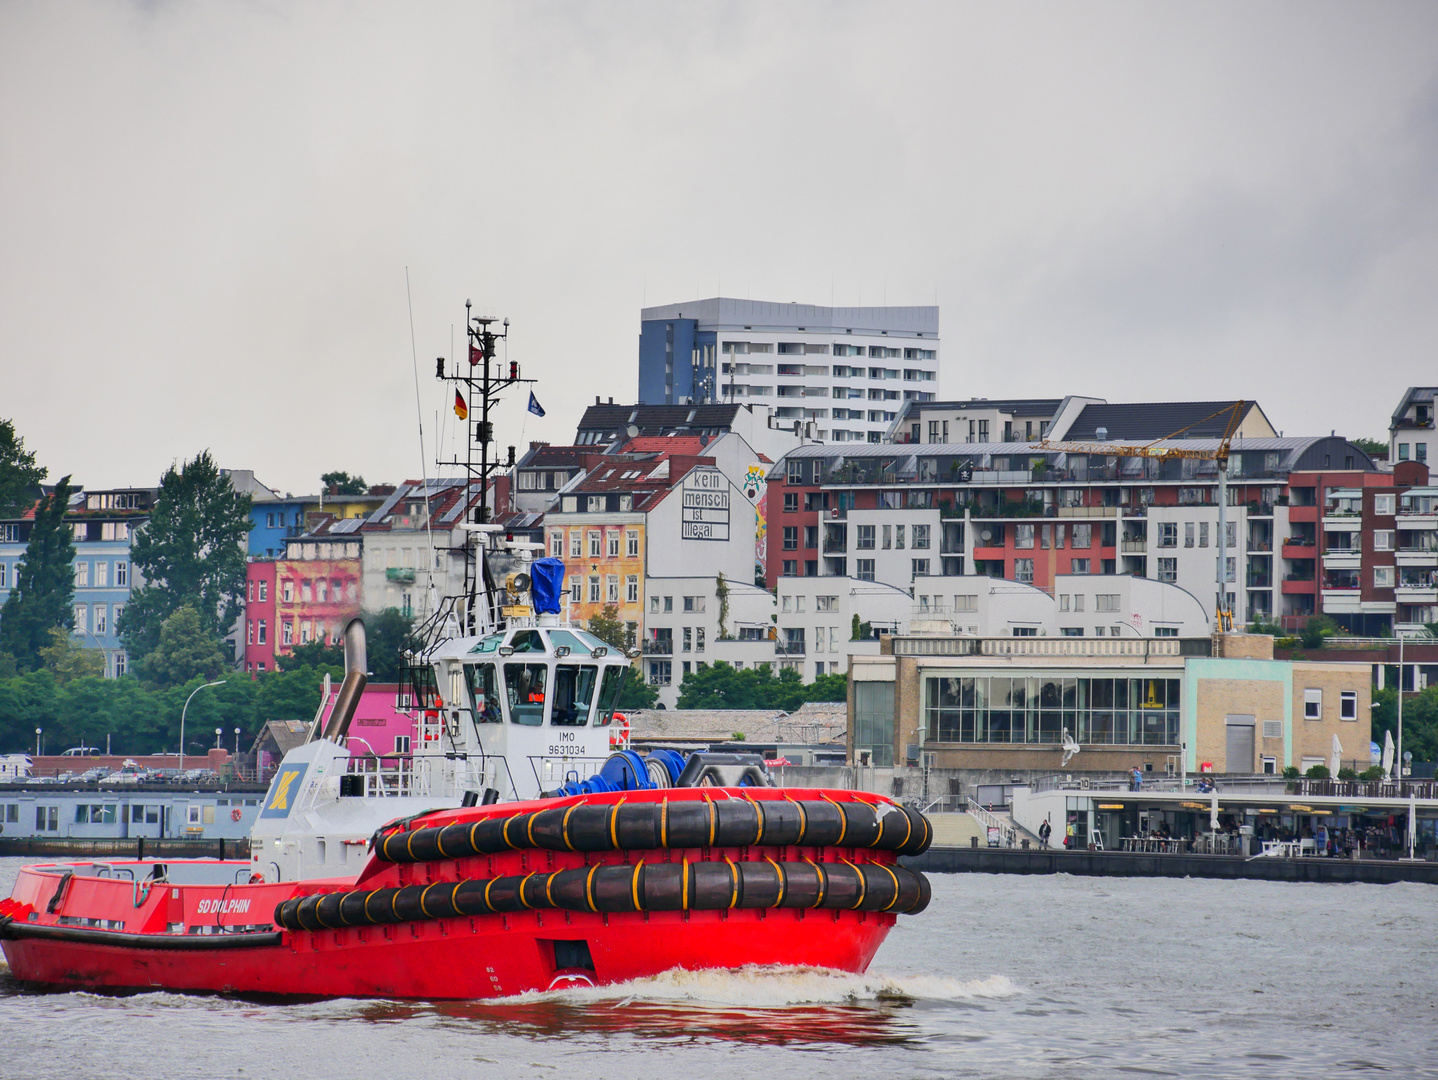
[3,1,1436,495]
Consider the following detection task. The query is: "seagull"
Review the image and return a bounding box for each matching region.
[1061,728,1081,768]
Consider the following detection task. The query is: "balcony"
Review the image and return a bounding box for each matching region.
[1321,551,1361,571]
[1281,576,1316,595]
[1396,549,1438,567]
[775,640,806,656]
[1247,540,1272,553]
[642,640,673,656]
[1121,540,1146,553]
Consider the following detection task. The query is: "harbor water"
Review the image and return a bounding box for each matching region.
[3,856,1436,1079]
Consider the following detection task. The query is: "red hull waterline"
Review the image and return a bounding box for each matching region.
[2,905,892,999]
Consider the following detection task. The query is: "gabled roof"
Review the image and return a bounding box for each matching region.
[575,403,743,441]
[1391,387,1438,426]
[1063,401,1267,442]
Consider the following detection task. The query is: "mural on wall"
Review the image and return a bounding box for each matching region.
[742,463,768,584]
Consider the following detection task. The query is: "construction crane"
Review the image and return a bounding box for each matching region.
[1034,401,1250,632]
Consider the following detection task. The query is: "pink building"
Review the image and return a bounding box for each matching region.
[317,683,417,757]
[245,560,277,672]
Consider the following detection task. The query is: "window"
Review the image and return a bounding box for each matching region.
[256,579,266,601]
[804,525,819,549]
[587,496,606,513]
[1071,524,1091,549]
[649,595,659,613]
[683,596,706,613]
[1225,557,1236,583]
[912,559,930,577]
[1304,688,1322,721]
[282,580,294,602]
[856,559,875,581]
[626,576,638,604]
[282,621,293,646]
[1015,524,1034,549]
[588,576,600,604]
[570,578,582,603]
[682,627,692,653]
[257,620,267,645]
[504,663,549,725]
[1340,691,1358,721]
[954,595,977,613]
[782,526,799,550]
[1071,559,1090,575]
[696,627,705,653]
[247,620,254,645]
[857,525,875,549]
[74,562,89,587]
[570,531,582,558]
[1073,594,1085,612]
[549,533,563,558]
[300,581,312,602]
[1157,523,1177,548]
[93,604,106,635]
[608,533,620,558]
[782,491,800,513]
[588,531,601,558]
[1184,523,1195,548]
[1199,522,1209,548]
[1375,494,1395,515]
[395,735,412,754]
[664,596,673,613]
[882,525,892,549]
[606,575,619,603]
[1374,530,1394,551]
[1420,444,1429,463]
[1060,594,1070,612]
[1096,594,1120,612]
[95,561,109,587]
[895,524,905,549]
[627,530,639,557]
[1154,626,1178,637]
[1061,627,1083,637]
[1157,558,1177,583]
[912,524,930,550]
[1398,443,1410,461]
[316,580,328,603]
[1375,566,1394,588]
[1015,559,1034,583]
[73,605,86,633]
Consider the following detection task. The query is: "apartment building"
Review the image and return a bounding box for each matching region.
[1390,387,1436,468]
[637,298,939,443]
[0,486,155,678]
[766,433,1382,632]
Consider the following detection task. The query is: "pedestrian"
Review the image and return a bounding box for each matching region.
[1064,818,1076,849]
[1039,816,1052,847]
[1132,766,1143,792]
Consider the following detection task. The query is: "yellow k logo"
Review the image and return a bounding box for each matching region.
[269,770,300,811]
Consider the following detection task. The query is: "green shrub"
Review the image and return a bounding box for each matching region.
[1337,767,1357,781]
[1304,764,1331,779]
[1359,765,1386,782]
[1281,765,1301,780]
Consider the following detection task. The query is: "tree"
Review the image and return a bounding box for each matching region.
[616,666,658,709]
[321,471,367,495]
[277,638,344,671]
[365,608,416,682]
[0,475,76,672]
[140,604,229,687]
[1299,614,1342,650]
[38,628,105,682]
[119,452,252,668]
[715,573,731,639]
[1352,437,1387,457]
[0,418,46,518]
[586,604,634,651]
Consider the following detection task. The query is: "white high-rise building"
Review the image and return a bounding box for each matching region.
[638,298,940,444]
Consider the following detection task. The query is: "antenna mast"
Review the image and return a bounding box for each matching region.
[434,302,534,632]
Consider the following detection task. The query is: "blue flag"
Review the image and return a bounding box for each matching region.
[527,391,545,417]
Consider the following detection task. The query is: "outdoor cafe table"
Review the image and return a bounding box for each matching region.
[1121,837,1184,853]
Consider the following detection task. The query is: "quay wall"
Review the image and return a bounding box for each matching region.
[906,846,1438,885]
[0,836,249,859]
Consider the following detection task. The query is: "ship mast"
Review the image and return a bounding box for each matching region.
[434,302,534,634]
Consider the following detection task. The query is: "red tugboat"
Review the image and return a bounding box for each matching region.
[0,309,932,999]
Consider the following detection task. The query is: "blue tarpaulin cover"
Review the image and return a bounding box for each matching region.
[530,557,565,615]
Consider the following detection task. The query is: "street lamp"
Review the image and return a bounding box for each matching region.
[214,727,222,750]
[234,727,242,755]
[179,680,226,774]
[35,727,41,756]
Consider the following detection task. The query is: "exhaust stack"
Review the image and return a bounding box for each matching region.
[321,618,368,743]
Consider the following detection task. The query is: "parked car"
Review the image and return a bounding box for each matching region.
[76,766,112,783]
[99,760,144,785]
[61,747,102,757]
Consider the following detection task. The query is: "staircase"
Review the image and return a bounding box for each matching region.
[927,812,987,848]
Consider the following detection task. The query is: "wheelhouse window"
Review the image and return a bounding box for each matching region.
[594,666,626,726]
[551,665,599,725]
[465,662,503,723]
[504,663,549,726]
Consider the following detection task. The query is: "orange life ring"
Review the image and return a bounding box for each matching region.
[230,807,242,822]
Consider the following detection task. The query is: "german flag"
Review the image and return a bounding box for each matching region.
[454,390,468,420]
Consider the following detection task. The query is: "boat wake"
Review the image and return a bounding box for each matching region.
[499,965,1018,1008]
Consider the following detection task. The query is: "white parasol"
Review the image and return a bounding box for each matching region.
[1330,734,1343,776]
[1382,730,1396,779]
